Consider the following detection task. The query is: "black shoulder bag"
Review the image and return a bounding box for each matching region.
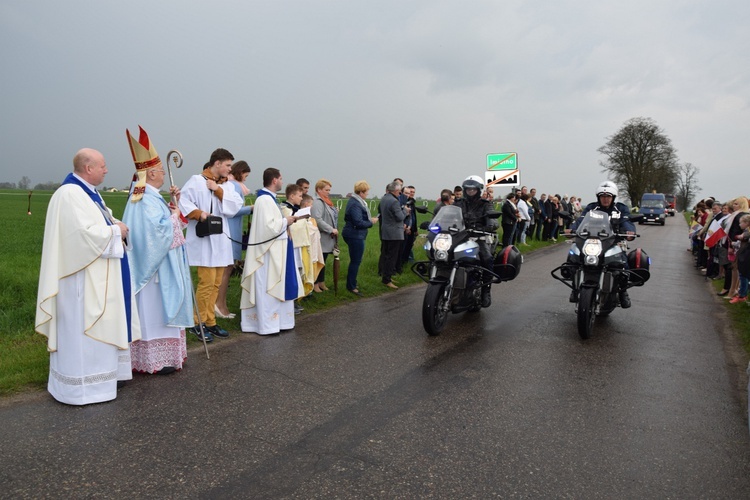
[196,198,223,237]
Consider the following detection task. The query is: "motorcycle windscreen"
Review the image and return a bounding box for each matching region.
[575,210,615,238]
[428,205,465,233]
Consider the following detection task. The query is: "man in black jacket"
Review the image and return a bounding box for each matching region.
[501,192,518,248]
[568,180,636,308]
[454,175,495,307]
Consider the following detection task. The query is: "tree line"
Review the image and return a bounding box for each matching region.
[0,176,62,190]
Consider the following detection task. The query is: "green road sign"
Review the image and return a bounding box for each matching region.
[486,152,519,186]
[487,152,517,170]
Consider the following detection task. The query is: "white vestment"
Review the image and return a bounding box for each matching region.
[179,174,243,267]
[241,189,303,335]
[36,180,141,405]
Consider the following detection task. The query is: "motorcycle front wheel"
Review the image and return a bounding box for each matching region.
[577,287,596,339]
[423,283,449,336]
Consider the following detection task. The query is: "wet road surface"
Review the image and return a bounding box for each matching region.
[2,215,749,498]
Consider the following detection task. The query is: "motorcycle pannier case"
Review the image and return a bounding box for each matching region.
[626,248,651,284]
[493,245,522,282]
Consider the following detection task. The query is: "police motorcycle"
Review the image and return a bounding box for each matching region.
[550,208,650,339]
[412,199,522,336]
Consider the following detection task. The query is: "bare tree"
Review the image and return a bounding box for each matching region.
[18,176,31,190]
[598,117,679,205]
[675,162,701,211]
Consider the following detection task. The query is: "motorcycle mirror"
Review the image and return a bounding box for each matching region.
[415,206,430,214]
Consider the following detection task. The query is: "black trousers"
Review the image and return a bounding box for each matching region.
[380,239,402,284]
[502,222,515,248]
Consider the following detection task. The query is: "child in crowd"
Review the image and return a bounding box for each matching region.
[297,194,325,295]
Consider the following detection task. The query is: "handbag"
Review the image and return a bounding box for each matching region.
[195,198,223,237]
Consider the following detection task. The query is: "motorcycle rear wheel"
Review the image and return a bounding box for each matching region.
[423,283,449,336]
[577,287,596,339]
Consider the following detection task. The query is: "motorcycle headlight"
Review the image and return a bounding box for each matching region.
[582,239,602,257]
[433,234,452,251]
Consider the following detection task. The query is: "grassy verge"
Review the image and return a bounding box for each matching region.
[0,190,558,396]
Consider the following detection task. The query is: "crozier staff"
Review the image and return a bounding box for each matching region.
[35,148,141,405]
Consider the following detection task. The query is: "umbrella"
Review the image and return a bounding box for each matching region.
[332,236,341,295]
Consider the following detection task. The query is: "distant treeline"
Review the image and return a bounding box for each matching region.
[0,182,62,190]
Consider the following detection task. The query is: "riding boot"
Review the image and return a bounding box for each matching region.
[619,289,631,308]
[569,289,578,303]
[481,285,492,308]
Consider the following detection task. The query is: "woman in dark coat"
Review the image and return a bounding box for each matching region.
[342,181,379,296]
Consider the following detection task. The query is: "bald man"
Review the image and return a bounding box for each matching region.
[35,148,140,405]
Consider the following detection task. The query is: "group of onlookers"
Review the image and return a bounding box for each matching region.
[435,184,584,246]
[689,196,750,305]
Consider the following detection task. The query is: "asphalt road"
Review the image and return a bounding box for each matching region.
[2,215,749,498]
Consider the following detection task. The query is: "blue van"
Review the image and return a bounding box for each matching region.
[639,193,667,225]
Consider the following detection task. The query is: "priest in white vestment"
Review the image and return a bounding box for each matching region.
[35,148,141,405]
[241,168,305,335]
[122,127,193,374]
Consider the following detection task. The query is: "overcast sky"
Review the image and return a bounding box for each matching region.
[1,0,747,204]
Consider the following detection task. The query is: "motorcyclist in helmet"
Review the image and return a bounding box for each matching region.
[567,180,636,308]
[454,175,496,308]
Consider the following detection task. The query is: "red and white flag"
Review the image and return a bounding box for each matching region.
[704,219,726,248]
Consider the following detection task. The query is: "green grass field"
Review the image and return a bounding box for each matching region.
[0,189,558,396]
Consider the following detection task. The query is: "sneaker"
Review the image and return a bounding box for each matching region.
[190,324,214,343]
[729,296,747,304]
[206,324,230,338]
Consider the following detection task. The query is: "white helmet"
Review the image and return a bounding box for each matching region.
[596,180,618,200]
[462,175,484,200]
[462,175,484,191]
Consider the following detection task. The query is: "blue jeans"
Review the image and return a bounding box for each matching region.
[344,236,365,291]
[740,274,749,298]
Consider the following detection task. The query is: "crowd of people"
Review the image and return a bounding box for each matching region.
[436,185,584,246]
[689,196,750,305]
[34,131,591,405]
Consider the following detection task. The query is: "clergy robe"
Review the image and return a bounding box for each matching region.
[35,177,141,405]
[240,189,304,335]
[123,184,193,373]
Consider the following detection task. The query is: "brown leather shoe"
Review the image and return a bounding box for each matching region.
[385,282,399,289]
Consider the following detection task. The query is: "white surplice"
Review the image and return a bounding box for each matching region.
[179,174,243,267]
